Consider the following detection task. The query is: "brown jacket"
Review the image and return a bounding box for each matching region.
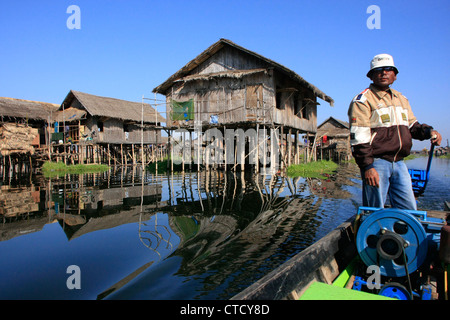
[348,84,433,169]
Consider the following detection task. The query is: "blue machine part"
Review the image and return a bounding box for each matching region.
[408,144,434,195]
[408,168,429,194]
[379,283,411,300]
[421,284,432,300]
[356,208,429,278]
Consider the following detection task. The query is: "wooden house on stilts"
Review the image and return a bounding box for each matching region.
[152,39,334,172]
[0,97,59,174]
[316,117,352,162]
[55,90,165,166]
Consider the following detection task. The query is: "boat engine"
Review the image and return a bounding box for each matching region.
[356,207,444,278]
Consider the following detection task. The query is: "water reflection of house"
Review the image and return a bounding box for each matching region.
[150,174,323,280]
[54,183,165,240]
[0,184,50,241]
[316,117,352,162]
[160,168,360,280]
[306,163,359,198]
[55,90,166,165]
[99,173,328,299]
[0,185,40,217]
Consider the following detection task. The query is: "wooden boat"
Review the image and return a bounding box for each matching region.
[231,206,449,300]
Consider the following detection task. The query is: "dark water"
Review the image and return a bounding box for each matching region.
[0,157,448,300]
[407,157,450,211]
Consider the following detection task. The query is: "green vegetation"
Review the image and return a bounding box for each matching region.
[42,161,109,177]
[146,157,198,173]
[173,216,200,242]
[286,160,338,179]
[404,153,423,160]
[405,152,450,160]
[342,158,356,164]
[146,158,181,173]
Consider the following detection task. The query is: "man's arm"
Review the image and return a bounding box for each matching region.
[430,130,442,145]
[404,96,442,146]
[409,122,442,146]
[348,97,381,187]
[348,99,374,169]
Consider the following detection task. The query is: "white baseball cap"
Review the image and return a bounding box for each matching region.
[367,53,399,78]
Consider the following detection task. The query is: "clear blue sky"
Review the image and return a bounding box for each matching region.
[1,0,449,150]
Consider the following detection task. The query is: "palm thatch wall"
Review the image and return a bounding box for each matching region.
[0,97,59,156]
[0,123,39,156]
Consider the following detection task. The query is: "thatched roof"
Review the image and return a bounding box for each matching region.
[153,38,334,106]
[317,117,350,138]
[318,116,349,129]
[177,68,269,83]
[61,90,165,123]
[0,97,59,121]
[53,107,87,122]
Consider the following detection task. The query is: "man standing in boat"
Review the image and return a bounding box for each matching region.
[348,53,442,210]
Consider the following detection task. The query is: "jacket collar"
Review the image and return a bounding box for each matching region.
[369,83,399,99]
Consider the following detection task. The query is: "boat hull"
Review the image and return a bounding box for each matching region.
[232,208,449,300]
[231,216,357,300]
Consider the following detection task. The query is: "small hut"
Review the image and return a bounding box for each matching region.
[316,117,351,162]
[153,38,334,171]
[56,90,166,165]
[0,97,60,154]
[0,97,60,173]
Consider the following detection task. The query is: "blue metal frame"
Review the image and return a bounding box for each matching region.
[408,144,435,195]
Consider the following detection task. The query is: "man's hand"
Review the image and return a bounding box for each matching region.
[430,130,442,146]
[365,167,380,187]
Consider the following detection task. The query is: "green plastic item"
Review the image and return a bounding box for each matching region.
[299,282,395,300]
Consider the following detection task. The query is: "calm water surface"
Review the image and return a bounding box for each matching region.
[0,157,448,300]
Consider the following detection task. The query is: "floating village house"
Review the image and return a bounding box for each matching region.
[152,39,334,171]
[316,117,352,162]
[57,90,165,166]
[0,97,59,172]
[0,91,166,172]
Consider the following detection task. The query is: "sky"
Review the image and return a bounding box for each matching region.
[1,0,449,150]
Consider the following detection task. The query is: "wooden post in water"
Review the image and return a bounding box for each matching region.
[141,96,144,171]
[288,128,292,167]
[256,124,259,173]
[280,125,284,170]
[197,128,201,172]
[240,131,245,172]
[121,144,124,166]
[182,131,185,172]
[189,130,193,171]
[224,126,227,172]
